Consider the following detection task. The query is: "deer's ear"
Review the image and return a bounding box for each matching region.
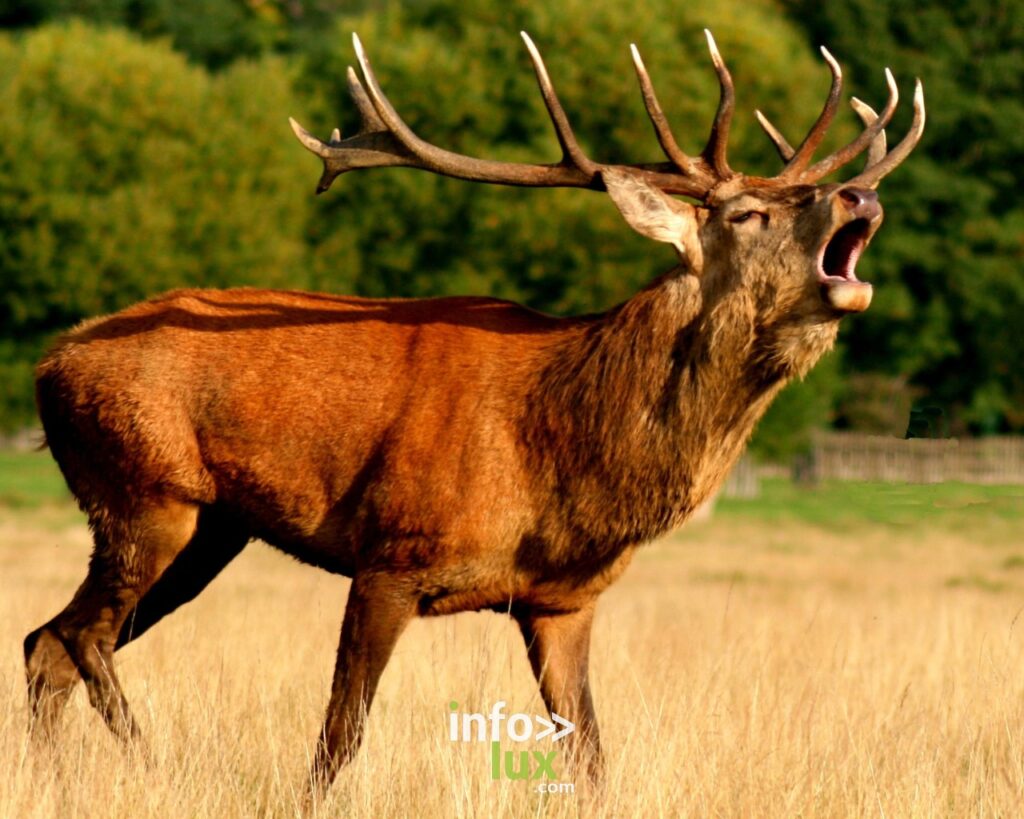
[603,169,703,271]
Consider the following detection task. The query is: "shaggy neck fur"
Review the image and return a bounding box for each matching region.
[521,265,837,574]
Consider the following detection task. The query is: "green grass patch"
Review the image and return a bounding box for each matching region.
[717,477,1024,534]
[0,449,71,507]
[3,448,1022,539]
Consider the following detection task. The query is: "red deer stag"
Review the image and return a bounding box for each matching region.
[26,30,923,796]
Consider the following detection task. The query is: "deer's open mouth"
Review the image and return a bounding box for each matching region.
[819,218,872,283]
[818,218,875,312]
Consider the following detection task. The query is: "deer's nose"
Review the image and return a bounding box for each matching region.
[837,187,882,220]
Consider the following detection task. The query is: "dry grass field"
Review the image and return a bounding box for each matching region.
[2,451,1024,818]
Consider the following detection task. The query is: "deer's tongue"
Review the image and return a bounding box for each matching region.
[825,280,873,312]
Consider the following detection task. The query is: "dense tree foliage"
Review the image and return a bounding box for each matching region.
[0,23,312,424]
[0,1,1018,458]
[0,0,348,67]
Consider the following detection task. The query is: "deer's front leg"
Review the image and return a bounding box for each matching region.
[310,570,416,799]
[516,600,603,789]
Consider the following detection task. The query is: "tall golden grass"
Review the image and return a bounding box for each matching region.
[3,500,1024,817]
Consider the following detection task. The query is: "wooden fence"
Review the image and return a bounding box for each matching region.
[721,454,760,498]
[810,432,1024,485]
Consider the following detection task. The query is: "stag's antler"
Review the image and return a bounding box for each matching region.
[290,31,924,200]
[290,32,720,197]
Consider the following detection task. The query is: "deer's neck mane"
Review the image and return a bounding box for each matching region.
[522,268,835,567]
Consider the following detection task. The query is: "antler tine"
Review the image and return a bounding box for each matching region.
[346,65,386,132]
[350,33,449,168]
[289,117,329,156]
[701,30,736,179]
[800,67,899,183]
[847,79,925,189]
[849,97,887,168]
[780,46,843,177]
[755,110,795,162]
[629,44,703,178]
[519,32,597,174]
[285,67,384,163]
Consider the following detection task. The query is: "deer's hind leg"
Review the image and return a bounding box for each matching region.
[117,506,248,649]
[25,497,200,750]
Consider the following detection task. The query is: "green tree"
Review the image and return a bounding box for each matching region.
[0,0,353,68]
[0,22,313,428]
[786,0,1024,433]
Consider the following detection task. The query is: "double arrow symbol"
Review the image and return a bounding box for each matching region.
[533,712,575,741]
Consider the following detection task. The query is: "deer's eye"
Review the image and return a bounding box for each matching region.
[729,210,768,225]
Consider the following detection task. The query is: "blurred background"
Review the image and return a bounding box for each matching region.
[0,0,1021,467]
[2,7,1023,815]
